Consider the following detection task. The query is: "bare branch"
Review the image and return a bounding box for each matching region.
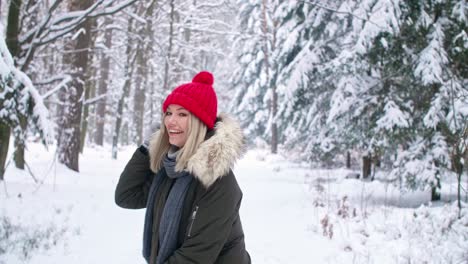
[42,75,73,99]
[36,0,138,46]
[34,75,70,86]
[178,25,241,36]
[47,1,105,34]
[19,0,138,71]
[19,0,63,46]
[83,93,109,105]
[20,0,63,71]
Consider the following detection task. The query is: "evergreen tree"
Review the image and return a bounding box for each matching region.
[230,0,276,144]
[234,0,466,198]
[0,23,53,180]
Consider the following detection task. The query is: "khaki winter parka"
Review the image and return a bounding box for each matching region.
[115,114,251,264]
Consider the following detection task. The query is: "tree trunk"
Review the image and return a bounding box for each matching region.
[112,18,135,159]
[0,0,26,173]
[133,48,146,146]
[429,159,442,201]
[5,0,21,57]
[58,0,94,171]
[261,0,278,154]
[163,0,175,91]
[80,18,97,153]
[112,77,132,160]
[95,17,113,146]
[80,59,97,153]
[0,124,10,180]
[14,0,41,169]
[146,1,158,134]
[465,148,468,203]
[431,177,441,201]
[450,147,464,215]
[2,0,22,176]
[457,162,462,216]
[346,151,351,168]
[13,116,27,169]
[132,1,155,145]
[142,0,157,138]
[80,76,94,153]
[362,154,372,179]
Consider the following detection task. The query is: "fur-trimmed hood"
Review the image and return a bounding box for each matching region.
[149,113,244,188]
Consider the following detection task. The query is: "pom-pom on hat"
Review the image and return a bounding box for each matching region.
[163,71,218,129]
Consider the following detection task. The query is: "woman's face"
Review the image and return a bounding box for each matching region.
[164,104,191,147]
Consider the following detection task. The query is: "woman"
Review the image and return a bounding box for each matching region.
[115,71,251,264]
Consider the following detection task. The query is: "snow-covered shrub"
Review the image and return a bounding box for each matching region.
[321,200,468,263]
[390,133,453,194]
[0,216,68,263]
[320,214,334,239]
[394,203,468,263]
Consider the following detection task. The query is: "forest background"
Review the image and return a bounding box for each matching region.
[0,0,467,251]
[2,0,466,202]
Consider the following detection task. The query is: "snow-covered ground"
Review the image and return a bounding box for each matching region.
[1,143,467,264]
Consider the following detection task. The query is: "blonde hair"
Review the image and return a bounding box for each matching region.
[150,113,207,173]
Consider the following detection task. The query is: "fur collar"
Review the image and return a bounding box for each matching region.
[149,113,244,188]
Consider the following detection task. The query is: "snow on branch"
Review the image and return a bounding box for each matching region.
[414,23,448,85]
[83,94,109,105]
[451,0,467,23]
[19,0,64,47]
[13,70,55,144]
[376,100,411,131]
[178,26,241,36]
[353,0,401,54]
[48,1,104,33]
[1,26,54,144]
[40,0,138,45]
[41,75,73,99]
[18,0,138,69]
[327,76,361,123]
[195,1,226,9]
[299,0,383,28]
[391,133,452,191]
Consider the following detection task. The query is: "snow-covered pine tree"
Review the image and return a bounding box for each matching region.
[255,0,465,201]
[332,0,468,199]
[292,0,467,199]
[387,0,468,200]
[0,23,54,180]
[230,0,277,145]
[272,0,352,164]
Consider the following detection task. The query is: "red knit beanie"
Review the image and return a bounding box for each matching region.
[163,71,218,129]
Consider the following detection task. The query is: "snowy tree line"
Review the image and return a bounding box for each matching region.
[1,0,467,203]
[231,0,467,201]
[1,0,236,175]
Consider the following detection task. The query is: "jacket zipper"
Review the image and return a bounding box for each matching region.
[187,206,199,237]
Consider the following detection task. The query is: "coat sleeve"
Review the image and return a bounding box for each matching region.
[115,147,153,209]
[165,172,242,264]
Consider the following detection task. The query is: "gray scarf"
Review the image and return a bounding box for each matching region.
[163,148,184,179]
[143,147,192,264]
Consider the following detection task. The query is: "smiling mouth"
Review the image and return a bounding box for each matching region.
[169,129,183,135]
